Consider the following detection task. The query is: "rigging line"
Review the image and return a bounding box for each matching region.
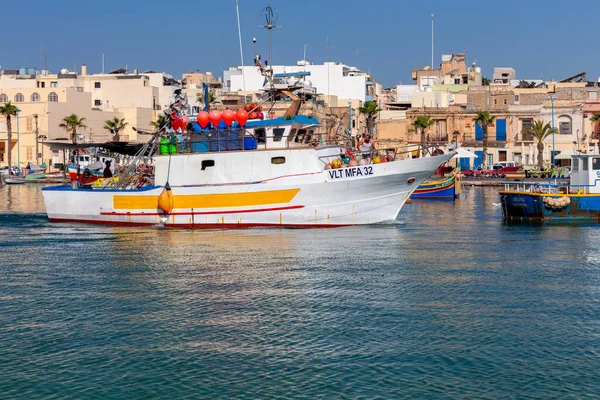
[236,0,247,103]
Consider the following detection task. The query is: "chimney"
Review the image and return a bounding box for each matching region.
[81,64,87,76]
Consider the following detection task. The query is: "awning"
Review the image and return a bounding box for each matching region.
[554,149,578,160]
[452,148,478,159]
[44,141,146,156]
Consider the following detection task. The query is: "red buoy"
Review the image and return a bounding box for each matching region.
[222,109,235,127]
[181,115,190,125]
[196,111,210,128]
[236,109,248,126]
[172,118,185,132]
[209,110,222,127]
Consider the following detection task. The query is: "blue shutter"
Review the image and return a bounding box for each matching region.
[475,122,483,140]
[459,158,471,170]
[473,151,483,169]
[496,119,506,141]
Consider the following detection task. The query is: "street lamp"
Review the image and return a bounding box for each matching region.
[38,135,47,166]
[550,95,555,166]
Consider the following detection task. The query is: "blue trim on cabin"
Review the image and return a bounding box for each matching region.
[273,72,311,77]
[244,116,320,128]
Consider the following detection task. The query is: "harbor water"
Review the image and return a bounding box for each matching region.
[1,184,599,399]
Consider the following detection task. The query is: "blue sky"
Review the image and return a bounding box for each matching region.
[2,0,599,87]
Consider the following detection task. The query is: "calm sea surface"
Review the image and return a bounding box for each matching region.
[1,184,599,399]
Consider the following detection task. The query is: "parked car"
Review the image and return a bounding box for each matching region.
[0,166,19,176]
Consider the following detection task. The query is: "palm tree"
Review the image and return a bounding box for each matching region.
[0,101,18,174]
[104,117,128,142]
[524,120,556,170]
[591,113,600,152]
[412,115,435,156]
[59,114,87,144]
[197,89,218,108]
[358,100,382,135]
[473,111,496,164]
[151,114,169,130]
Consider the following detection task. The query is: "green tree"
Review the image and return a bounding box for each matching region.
[473,111,496,164]
[412,115,435,156]
[358,100,382,135]
[104,117,128,142]
[516,80,536,89]
[59,114,87,144]
[197,89,218,108]
[524,120,556,169]
[0,101,18,174]
[482,77,491,86]
[151,114,169,131]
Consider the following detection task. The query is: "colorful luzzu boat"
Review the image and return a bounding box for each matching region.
[411,171,459,199]
[500,154,600,221]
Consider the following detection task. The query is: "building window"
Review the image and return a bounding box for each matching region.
[14,93,24,102]
[521,118,534,141]
[504,99,507,105]
[48,92,58,102]
[494,99,497,105]
[514,95,519,102]
[589,91,598,101]
[94,99,102,106]
[41,82,45,88]
[558,115,572,135]
[94,82,101,89]
[30,92,40,102]
[26,118,32,131]
[50,81,57,88]
[26,147,33,160]
[0,93,7,103]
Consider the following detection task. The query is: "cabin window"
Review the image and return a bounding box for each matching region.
[273,128,285,142]
[288,128,297,142]
[304,130,314,144]
[573,159,580,172]
[582,158,589,171]
[294,129,307,143]
[271,157,285,164]
[593,158,600,170]
[255,128,266,144]
[201,160,215,170]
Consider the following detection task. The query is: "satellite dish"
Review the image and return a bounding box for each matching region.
[60,68,69,74]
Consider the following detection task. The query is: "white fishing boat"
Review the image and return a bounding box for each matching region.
[42,44,452,228]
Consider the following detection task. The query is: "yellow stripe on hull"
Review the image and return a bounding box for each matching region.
[113,189,300,210]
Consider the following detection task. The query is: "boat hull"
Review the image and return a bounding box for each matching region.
[43,155,451,228]
[500,191,600,221]
[411,174,457,199]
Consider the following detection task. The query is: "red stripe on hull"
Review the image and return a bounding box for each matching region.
[100,204,305,217]
[48,218,352,229]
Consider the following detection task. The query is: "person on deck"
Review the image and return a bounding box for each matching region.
[357,134,376,158]
[103,160,113,178]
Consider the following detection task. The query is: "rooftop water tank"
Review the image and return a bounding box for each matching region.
[26,67,36,75]
[18,68,26,75]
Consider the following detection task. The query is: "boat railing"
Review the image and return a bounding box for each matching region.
[173,129,314,154]
[501,180,600,195]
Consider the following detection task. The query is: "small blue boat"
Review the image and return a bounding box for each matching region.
[500,154,600,221]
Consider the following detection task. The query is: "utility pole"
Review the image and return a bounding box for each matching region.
[34,114,39,165]
[431,14,435,68]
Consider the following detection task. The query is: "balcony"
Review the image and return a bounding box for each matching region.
[426,134,449,143]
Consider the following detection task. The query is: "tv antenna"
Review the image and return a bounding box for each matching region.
[260,4,279,67]
[353,48,362,68]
